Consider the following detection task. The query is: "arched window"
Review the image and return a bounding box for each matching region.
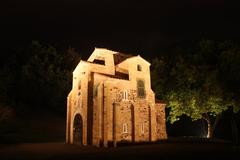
[123,90,128,100]
[137,80,145,98]
[122,123,128,133]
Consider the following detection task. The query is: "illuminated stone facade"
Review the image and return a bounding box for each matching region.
[66,48,167,147]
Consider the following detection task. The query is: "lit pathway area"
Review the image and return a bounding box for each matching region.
[0,140,239,160]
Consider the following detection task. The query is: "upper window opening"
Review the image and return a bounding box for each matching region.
[93,59,105,65]
[78,80,81,90]
[137,64,142,71]
[137,80,145,98]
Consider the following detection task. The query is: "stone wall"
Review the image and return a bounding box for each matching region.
[155,103,167,140]
[66,48,168,147]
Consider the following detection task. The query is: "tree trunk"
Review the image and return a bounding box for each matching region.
[204,114,221,139]
[203,114,213,139]
[207,121,213,139]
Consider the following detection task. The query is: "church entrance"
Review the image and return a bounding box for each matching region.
[73,114,83,145]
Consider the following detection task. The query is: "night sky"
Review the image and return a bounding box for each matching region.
[0,1,240,148]
[1,0,240,58]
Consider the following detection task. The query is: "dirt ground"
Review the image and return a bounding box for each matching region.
[0,141,239,160]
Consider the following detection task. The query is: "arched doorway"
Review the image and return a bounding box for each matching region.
[73,114,83,145]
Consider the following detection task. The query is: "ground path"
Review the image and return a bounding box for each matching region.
[0,141,239,160]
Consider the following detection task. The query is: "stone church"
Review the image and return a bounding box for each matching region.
[66,48,167,147]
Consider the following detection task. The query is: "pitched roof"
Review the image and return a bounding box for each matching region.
[113,52,132,65]
[125,55,151,65]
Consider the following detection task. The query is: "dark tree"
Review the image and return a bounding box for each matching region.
[151,39,240,139]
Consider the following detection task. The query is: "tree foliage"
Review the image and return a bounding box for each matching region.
[0,41,80,114]
[151,39,240,137]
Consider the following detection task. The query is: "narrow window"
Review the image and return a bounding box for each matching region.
[123,90,128,100]
[78,80,81,90]
[122,123,128,133]
[141,123,144,134]
[137,64,142,71]
[137,80,145,98]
